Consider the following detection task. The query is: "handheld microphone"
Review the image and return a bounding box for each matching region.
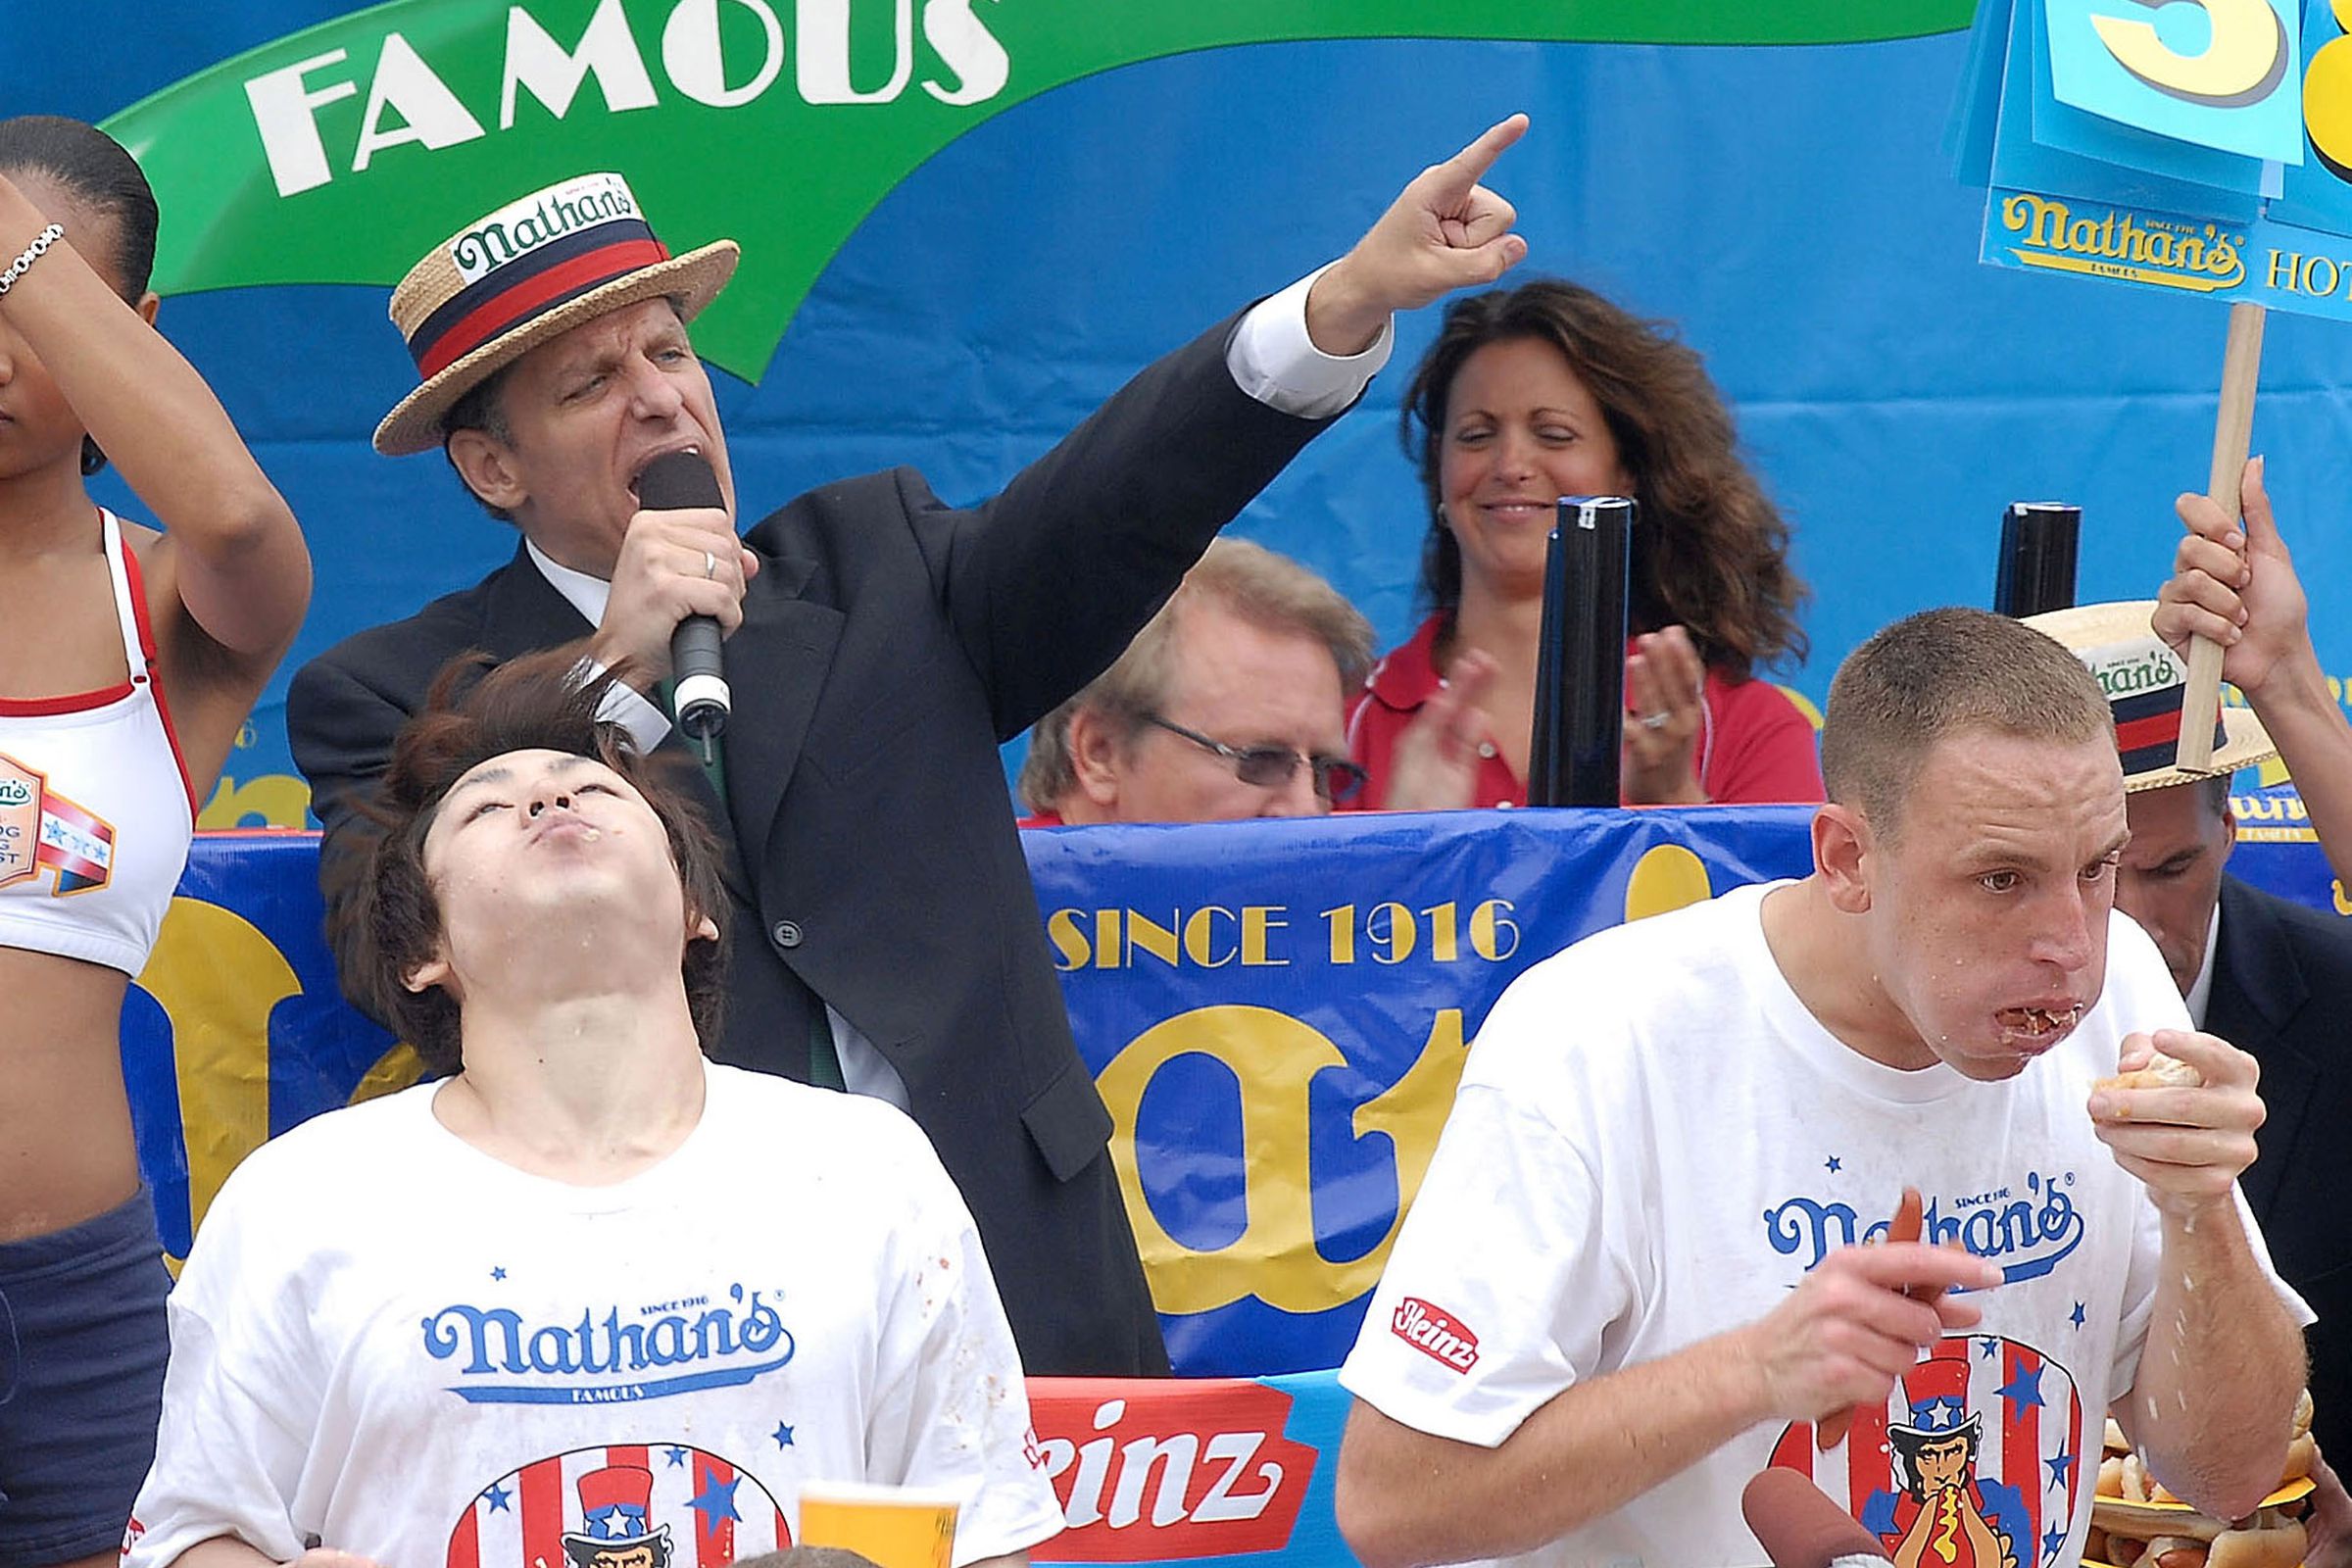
[636,450,732,760]
[1741,1469,1892,1568]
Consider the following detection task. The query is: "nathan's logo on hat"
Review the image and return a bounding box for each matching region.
[2024,601,2278,793]
[373,172,739,459]
[450,174,641,285]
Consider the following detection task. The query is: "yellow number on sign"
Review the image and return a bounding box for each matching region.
[2306,0,2352,176]
[1097,1005,1467,1315]
[2092,0,2289,107]
[135,897,301,1258]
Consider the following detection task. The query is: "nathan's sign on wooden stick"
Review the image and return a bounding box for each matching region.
[1949,0,2352,768]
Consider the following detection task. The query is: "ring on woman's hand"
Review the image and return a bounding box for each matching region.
[1639,711,1671,731]
[702,549,716,579]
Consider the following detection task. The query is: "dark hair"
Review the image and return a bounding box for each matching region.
[341,647,730,1074]
[0,115,161,478]
[1400,279,1808,678]
[562,1537,671,1568]
[2193,771,2232,819]
[1822,608,2112,841]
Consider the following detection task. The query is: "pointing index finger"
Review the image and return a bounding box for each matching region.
[1437,114,1530,195]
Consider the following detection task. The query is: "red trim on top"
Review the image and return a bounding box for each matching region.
[0,682,135,716]
[117,538,198,813]
[2113,708,2184,755]
[416,238,671,378]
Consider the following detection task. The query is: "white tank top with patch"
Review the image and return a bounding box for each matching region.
[0,511,196,974]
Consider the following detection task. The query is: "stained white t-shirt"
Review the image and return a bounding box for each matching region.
[1339,880,2307,1568]
[125,1063,1063,1568]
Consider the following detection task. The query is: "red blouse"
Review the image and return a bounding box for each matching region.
[1345,613,1825,809]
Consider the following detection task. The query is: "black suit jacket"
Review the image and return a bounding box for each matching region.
[288,312,1333,1375]
[2206,874,2352,1451]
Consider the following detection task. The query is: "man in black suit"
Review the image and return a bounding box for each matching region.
[2119,767,2352,1452]
[290,121,1534,1376]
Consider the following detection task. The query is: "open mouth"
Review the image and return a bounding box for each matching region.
[1997,1004,2082,1043]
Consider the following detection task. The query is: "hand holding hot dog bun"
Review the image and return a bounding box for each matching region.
[2089,1030,2266,1218]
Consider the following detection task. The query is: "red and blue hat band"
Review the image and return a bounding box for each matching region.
[406,221,669,381]
[2112,684,2226,777]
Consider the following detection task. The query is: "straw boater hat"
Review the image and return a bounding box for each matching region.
[373,172,738,457]
[2024,601,2276,792]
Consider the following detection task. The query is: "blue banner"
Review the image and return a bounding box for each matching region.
[125,798,2348,1378]
[16,5,2352,827]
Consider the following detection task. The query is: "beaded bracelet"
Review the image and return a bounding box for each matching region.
[0,222,65,300]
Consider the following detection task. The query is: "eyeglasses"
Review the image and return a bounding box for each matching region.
[1143,714,1368,804]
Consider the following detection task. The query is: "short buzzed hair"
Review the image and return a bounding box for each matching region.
[1822,608,2113,839]
[1018,538,1374,811]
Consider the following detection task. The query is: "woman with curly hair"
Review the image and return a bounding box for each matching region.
[1348,279,1821,808]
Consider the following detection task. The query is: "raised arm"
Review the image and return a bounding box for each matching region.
[911,117,1534,736]
[2157,458,2352,887]
[0,172,308,670]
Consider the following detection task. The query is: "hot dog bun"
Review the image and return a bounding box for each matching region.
[2097,1053,2203,1093]
[2205,1520,2305,1568]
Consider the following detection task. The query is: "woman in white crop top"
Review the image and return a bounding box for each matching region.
[0,119,310,1568]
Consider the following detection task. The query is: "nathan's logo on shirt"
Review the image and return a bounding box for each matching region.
[1763,1172,2084,1284]
[420,1284,794,1404]
[1391,1298,1479,1372]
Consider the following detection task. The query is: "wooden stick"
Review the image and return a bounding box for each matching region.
[2177,301,2265,771]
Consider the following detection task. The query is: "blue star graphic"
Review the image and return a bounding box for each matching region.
[772,1422,796,1448]
[2071,1301,2087,1329]
[1980,1338,1999,1359]
[2047,1450,2076,1488]
[1859,1489,1899,1537]
[590,1505,633,1539]
[482,1482,513,1514]
[1825,1155,1842,1174]
[687,1474,742,1530]
[2044,1525,2070,1559]
[1997,1359,2045,1412]
[490,1266,507,1282]
[664,1446,688,1468]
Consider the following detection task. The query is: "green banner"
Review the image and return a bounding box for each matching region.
[105,0,1972,377]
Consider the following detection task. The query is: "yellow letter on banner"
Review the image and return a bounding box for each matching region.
[136,897,299,1257]
[1623,843,1714,923]
[1098,1004,1467,1316]
[2306,0,2352,176]
[2091,0,2289,107]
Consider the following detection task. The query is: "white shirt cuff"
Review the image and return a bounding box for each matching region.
[573,656,673,753]
[1226,262,1394,419]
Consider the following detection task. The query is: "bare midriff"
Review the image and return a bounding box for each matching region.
[0,943,139,1244]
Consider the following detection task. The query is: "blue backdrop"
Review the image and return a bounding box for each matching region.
[12,6,2352,826]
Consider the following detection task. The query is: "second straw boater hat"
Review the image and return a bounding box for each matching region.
[2024,601,2276,791]
[372,172,738,457]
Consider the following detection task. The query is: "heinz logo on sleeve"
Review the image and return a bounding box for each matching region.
[1391,1298,1479,1373]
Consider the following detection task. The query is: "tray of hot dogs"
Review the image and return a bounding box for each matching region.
[2083,1391,2318,1568]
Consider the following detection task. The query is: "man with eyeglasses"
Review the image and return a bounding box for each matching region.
[1019,538,1373,822]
